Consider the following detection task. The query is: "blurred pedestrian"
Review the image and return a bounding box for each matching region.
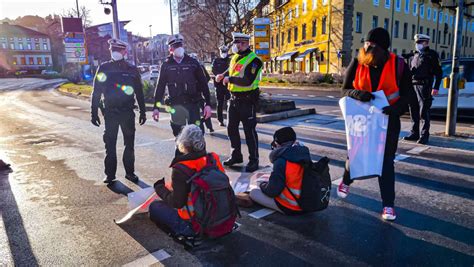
[212,45,231,126]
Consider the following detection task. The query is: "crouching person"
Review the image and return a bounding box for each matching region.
[150,124,239,247]
[250,127,311,215]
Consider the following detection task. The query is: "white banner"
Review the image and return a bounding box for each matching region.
[339,91,389,180]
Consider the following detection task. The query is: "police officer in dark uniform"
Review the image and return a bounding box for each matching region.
[212,45,231,126]
[152,34,212,137]
[403,34,442,144]
[216,32,263,172]
[91,38,146,184]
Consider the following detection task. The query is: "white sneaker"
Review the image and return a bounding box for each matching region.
[337,180,350,198]
[382,207,397,221]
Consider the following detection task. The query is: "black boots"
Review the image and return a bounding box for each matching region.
[245,160,259,173]
[223,157,243,166]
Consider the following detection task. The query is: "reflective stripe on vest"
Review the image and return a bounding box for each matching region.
[275,161,303,211]
[228,51,261,92]
[352,53,401,105]
[176,153,225,220]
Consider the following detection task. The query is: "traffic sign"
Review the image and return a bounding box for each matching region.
[64,42,84,48]
[64,37,85,43]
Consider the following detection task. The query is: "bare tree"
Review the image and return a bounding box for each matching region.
[61,6,92,28]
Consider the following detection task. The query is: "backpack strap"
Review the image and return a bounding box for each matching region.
[396,56,405,88]
[173,163,201,184]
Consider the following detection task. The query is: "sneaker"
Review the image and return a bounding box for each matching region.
[337,181,350,198]
[417,136,429,145]
[125,173,139,183]
[219,121,226,127]
[103,176,116,184]
[382,207,397,221]
[245,160,259,173]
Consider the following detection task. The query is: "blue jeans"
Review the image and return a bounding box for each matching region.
[149,201,195,237]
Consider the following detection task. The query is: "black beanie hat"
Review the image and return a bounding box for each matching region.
[365,27,391,50]
[272,127,296,147]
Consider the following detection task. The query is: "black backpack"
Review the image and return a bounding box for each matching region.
[286,157,331,212]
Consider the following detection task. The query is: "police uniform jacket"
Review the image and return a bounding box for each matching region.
[91,59,145,115]
[154,54,211,107]
[408,47,442,90]
[224,48,263,100]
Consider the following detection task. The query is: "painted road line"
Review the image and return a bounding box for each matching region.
[407,146,430,154]
[327,96,335,98]
[394,154,411,162]
[66,106,82,110]
[277,94,283,96]
[248,208,275,219]
[292,94,298,97]
[122,249,171,267]
[15,161,39,167]
[308,95,316,97]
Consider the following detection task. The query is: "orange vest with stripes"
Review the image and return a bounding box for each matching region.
[352,53,400,105]
[275,161,304,211]
[175,153,225,220]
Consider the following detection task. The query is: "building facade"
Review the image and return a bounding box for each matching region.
[0,22,53,73]
[263,0,474,74]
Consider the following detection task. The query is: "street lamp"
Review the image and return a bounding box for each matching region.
[99,0,120,39]
[149,25,154,65]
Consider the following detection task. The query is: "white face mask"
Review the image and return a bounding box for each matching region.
[111,51,123,61]
[173,47,185,58]
[220,53,228,58]
[415,44,424,51]
[231,44,239,54]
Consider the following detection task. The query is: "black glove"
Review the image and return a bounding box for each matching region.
[139,112,146,125]
[382,105,399,116]
[259,181,268,190]
[349,90,374,102]
[91,113,101,127]
[153,178,165,190]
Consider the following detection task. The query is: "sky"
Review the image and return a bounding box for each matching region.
[0,0,176,36]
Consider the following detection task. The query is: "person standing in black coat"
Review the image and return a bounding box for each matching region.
[212,45,231,126]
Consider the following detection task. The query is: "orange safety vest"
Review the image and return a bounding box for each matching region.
[353,53,400,105]
[175,153,225,220]
[275,161,303,211]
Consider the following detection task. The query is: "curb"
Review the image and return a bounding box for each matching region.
[260,85,340,92]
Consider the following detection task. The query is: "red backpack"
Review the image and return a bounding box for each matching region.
[174,154,240,238]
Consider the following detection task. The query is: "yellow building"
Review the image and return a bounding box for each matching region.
[261,0,474,74]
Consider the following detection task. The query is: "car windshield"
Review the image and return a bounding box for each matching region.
[441,60,474,82]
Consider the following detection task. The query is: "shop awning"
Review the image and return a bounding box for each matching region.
[295,48,317,62]
[276,51,298,61]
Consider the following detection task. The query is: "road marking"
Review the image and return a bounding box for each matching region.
[292,94,298,97]
[248,208,275,219]
[394,154,410,162]
[308,95,316,97]
[407,146,430,154]
[65,106,82,110]
[277,94,283,96]
[122,249,171,267]
[327,96,335,98]
[15,161,39,167]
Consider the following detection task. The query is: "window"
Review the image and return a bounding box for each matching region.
[432,29,436,42]
[443,32,447,44]
[288,9,292,20]
[427,7,431,20]
[35,43,40,50]
[288,29,291,43]
[439,11,443,23]
[448,33,451,45]
[372,16,379,29]
[312,20,317,37]
[271,36,274,48]
[412,24,416,40]
[394,20,400,38]
[1,43,5,49]
[413,2,418,16]
[384,18,389,30]
[42,38,47,42]
[438,30,441,43]
[294,26,299,41]
[303,0,307,14]
[9,37,13,41]
[420,5,424,18]
[9,43,14,50]
[18,37,22,41]
[281,32,285,46]
[445,14,449,24]
[295,5,299,17]
[312,0,317,9]
[405,0,410,14]
[426,27,430,36]
[18,43,23,50]
[45,57,50,65]
[20,57,26,65]
[450,15,453,26]
[322,16,328,34]
[276,33,279,47]
[29,57,34,65]
[37,57,43,65]
[322,0,327,5]
[373,0,379,7]
[27,43,31,50]
[34,38,39,41]
[403,22,408,39]
[396,0,400,11]
[302,23,307,40]
[43,43,48,50]
[26,37,31,41]
[420,26,423,34]
[433,9,437,22]
[355,13,362,33]
[385,0,390,9]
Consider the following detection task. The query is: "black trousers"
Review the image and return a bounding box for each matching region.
[409,83,432,138]
[342,115,401,208]
[199,102,213,133]
[170,103,201,137]
[227,98,259,162]
[103,109,135,178]
[215,84,230,123]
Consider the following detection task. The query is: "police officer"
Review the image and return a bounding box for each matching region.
[404,34,442,144]
[212,45,231,126]
[216,32,263,173]
[91,38,146,184]
[152,34,212,138]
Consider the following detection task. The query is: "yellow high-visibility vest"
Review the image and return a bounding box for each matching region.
[228,51,261,92]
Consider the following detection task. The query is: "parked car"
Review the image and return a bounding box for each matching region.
[150,69,159,80]
[41,70,59,75]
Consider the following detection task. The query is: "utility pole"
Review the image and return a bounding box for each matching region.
[326,0,332,74]
[417,0,423,32]
[76,0,80,18]
[169,0,174,35]
[435,6,442,51]
[445,0,464,136]
[390,0,395,52]
[111,0,120,39]
[149,25,154,65]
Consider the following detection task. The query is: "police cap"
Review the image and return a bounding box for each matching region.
[108,38,128,50]
[414,34,430,43]
[232,32,250,43]
[167,33,184,46]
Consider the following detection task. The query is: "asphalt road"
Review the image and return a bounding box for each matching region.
[0,78,473,266]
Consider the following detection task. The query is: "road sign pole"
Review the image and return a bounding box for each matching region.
[445,0,464,136]
[111,0,120,39]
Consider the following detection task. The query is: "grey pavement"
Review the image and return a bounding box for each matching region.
[0,78,473,266]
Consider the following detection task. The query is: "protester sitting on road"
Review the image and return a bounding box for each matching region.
[0,159,11,170]
[149,124,233,243]
[249,127,311,215]
[339,27,415,221]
